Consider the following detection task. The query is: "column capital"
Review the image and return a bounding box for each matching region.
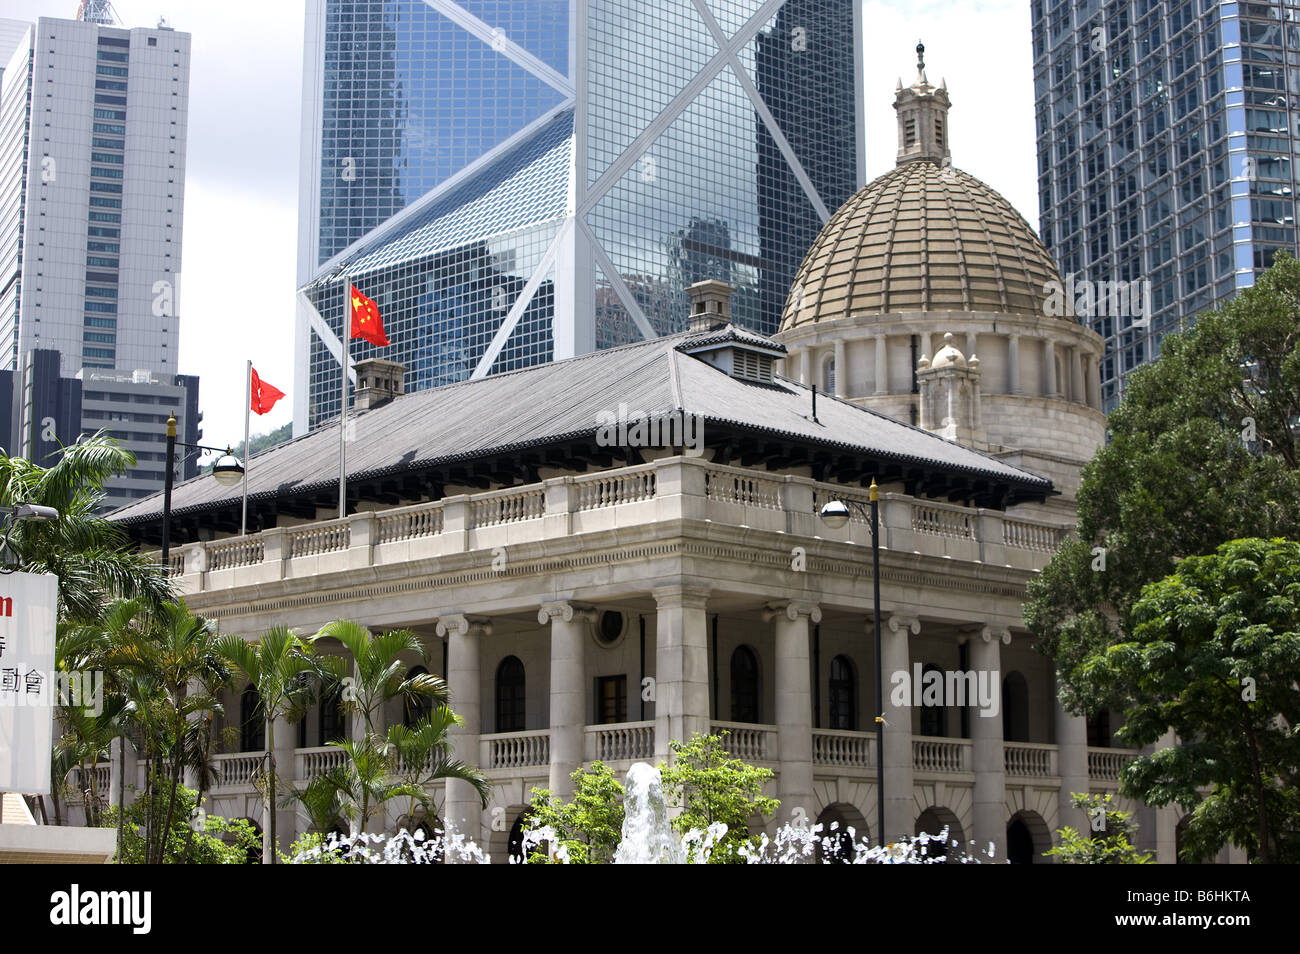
[981,625,1012,645]
[763,600,821,624]
[435,614,493,639]
[651,583,712,611]
[885,615,920,635]
[537,601,596,625]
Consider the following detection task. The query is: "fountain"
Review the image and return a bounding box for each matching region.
[613,762,686,864]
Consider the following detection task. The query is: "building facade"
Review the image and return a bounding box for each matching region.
[1032,0,1300,410]
[295,0,864,433]
[0,14,196,505]
[90,51,1241,865]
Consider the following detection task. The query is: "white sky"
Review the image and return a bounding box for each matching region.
[8,0,1038,452]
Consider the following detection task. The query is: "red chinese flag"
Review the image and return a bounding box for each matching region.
[349,284,389,347]
[250,366,285,416]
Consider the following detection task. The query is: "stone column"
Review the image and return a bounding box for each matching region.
[652,585,711,762]
[437,614,491,851]
[833,339,847,398]
[1136,729,1179,863]
[970,626,1009,860]
[1044,339,1058,398]
[1084,354,1100,409]
[799,349,811,386]
[874,334,889,394]
[1008,334,1021,395]
[1073,346,1085,404]
[767,600,820,828]
[1055,684,1089,841]
[881,615,918,843]
[539,602,593,798]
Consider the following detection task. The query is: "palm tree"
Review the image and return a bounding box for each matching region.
[216,626,323,863]
[387,708,491,825]
[312,619,447,733]
[0,433,172,622]
[104,600,231,863]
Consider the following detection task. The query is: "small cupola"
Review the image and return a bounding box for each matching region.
[679,281,786,383]
[353,357,406,411]
[894,41,951,166]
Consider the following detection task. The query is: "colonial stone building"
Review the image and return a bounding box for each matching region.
[100,53,1231,863]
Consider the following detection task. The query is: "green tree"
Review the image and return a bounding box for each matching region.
[385,711,491,825]
[216,625,324,864]
[1096,538,1300,863]
[108,777,259,864]
[1027,253,1300,718]
[1046,793,1153,864]
[659,732,779,864]
[525,761,626,864]
[102,600,232,863]
[0,433,172,621]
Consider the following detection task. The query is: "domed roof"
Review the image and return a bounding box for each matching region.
[782,161,1065,332]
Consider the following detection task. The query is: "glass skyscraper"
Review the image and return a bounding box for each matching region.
[295,0,863,432]
[1032,0,1300,410]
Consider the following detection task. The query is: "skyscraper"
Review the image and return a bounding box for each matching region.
[1031,0,1299,410]
[0,14,199,503]
[295,0,864,433]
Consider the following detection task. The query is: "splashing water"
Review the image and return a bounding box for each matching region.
[613,762,684,864]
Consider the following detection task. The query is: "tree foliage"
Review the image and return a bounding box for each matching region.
[659,732,779,864]
[1108,538,1300,863]
[1045,793,1152,864]
[526,761,626,864]
[1027,253,1300,717]
[108,777,259,864]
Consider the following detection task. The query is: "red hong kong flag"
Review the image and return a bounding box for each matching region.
[349,284,389,347]
[250,366,285,416]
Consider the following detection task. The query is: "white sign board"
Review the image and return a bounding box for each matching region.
[0,571,58,794]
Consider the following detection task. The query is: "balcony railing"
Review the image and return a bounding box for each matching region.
[812,729,874,768]
[711,721,778,762]
[585,721,654,762]
[1087,747,1137,781]
[912,736,972,773]
[1004,742,1058,777]
[481,730,550,770]
[295,746,347,781]
[154,457,1070,590]
[212,753,263,790]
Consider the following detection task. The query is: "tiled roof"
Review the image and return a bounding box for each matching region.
[109,327,1051,525]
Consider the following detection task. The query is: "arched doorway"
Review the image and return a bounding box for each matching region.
[814,803,868,863]
[1007,810,1051,864]
[915,806,964,861]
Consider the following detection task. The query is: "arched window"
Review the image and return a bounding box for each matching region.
[240,685,264,752]
[404,665,432,728]
[823,355,836,395]
[919,664,947,737]
[495,656,526,733]
[730,646,760,723]
[828,655,855,730]
[1002,671,1030,743]
[318,682,345,746]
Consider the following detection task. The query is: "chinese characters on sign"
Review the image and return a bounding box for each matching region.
[0,572,58,794]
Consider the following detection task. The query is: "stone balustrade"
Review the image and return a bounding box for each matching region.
[151,457,1071,592]
[912,736,972,773]
[812,729,875,768]
[585,721,655,763]
[1004,741,1058,777]
[1087,747,1137,782]
[711,721,778,762]
[481,730,550,770]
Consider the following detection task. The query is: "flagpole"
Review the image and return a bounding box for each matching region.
[241,359,251,536]
[339,274,349,520]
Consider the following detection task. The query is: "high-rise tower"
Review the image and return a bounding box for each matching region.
[1031,1,1299,409]
[0,14,199,506]
[295,0,864,433]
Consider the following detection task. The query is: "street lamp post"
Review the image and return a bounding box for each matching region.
[819,478,885,846]
[160,413,245,570]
